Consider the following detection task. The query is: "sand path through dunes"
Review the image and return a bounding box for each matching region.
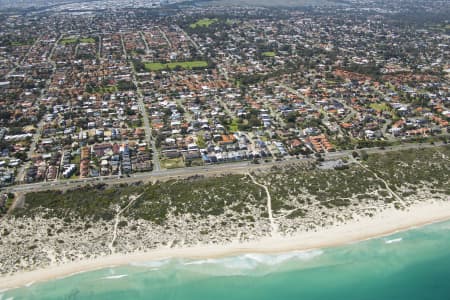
[247,173,278,235]
[109,194,143,254]
[356,161,404,205]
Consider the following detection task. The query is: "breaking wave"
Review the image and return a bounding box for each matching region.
[183,250,323,268]
[102,274,128,280]
[129,250,324,277]
[385,238,403,244]
[129,259,171,269]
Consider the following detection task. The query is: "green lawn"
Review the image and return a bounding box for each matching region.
[262,51,276,57]
[190,158,204,167]
[96,85,118,94]
[144,60,208,71]
[60,37,78,45]
[79,37,95,44]
[61,37,95,45]
[70,154,81,165]
[190,18,218,28]
[229,118,239,132]
[11,40,33,46]
[196,135,206,148]
[160,157,185,169]
[370,103,390,111]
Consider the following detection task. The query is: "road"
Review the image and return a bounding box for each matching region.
[132,74,161,171]
[279,83,315,108]
[16,119,45,182]
[16,35,61,182]
[158,26,172,48]
[215,95,233,116]
[5,160,259,193]
[123,33,161,171]
[175,25,199,50]
[98,35,102,57]
[3,142,447,194]
[139,31,150,54]
[21,36,42,65]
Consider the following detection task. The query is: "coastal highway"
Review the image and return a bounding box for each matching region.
[2,142,447,194]
[3,159,304,194]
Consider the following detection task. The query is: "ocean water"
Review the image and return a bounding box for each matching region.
[3,220,450,300]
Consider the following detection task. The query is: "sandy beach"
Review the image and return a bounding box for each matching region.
[2,200,450,291]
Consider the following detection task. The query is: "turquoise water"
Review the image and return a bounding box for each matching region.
[3,221,450,300]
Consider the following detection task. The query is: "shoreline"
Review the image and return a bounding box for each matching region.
[2,200,450,291]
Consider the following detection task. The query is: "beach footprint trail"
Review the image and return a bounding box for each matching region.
[247,173,278,236]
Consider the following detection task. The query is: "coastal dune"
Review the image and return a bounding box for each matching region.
[2,200,450,291]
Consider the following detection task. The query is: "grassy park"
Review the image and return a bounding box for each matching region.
[144,60,208,71]
[190,18,218,28]
[262,51,276,57]
[60,37,95,45]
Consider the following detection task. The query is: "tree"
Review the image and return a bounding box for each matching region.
[117,80,136,91]
[360,150,368,161]
[14,151,27,161]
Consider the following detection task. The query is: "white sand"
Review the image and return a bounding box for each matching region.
[1,200,450,290]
